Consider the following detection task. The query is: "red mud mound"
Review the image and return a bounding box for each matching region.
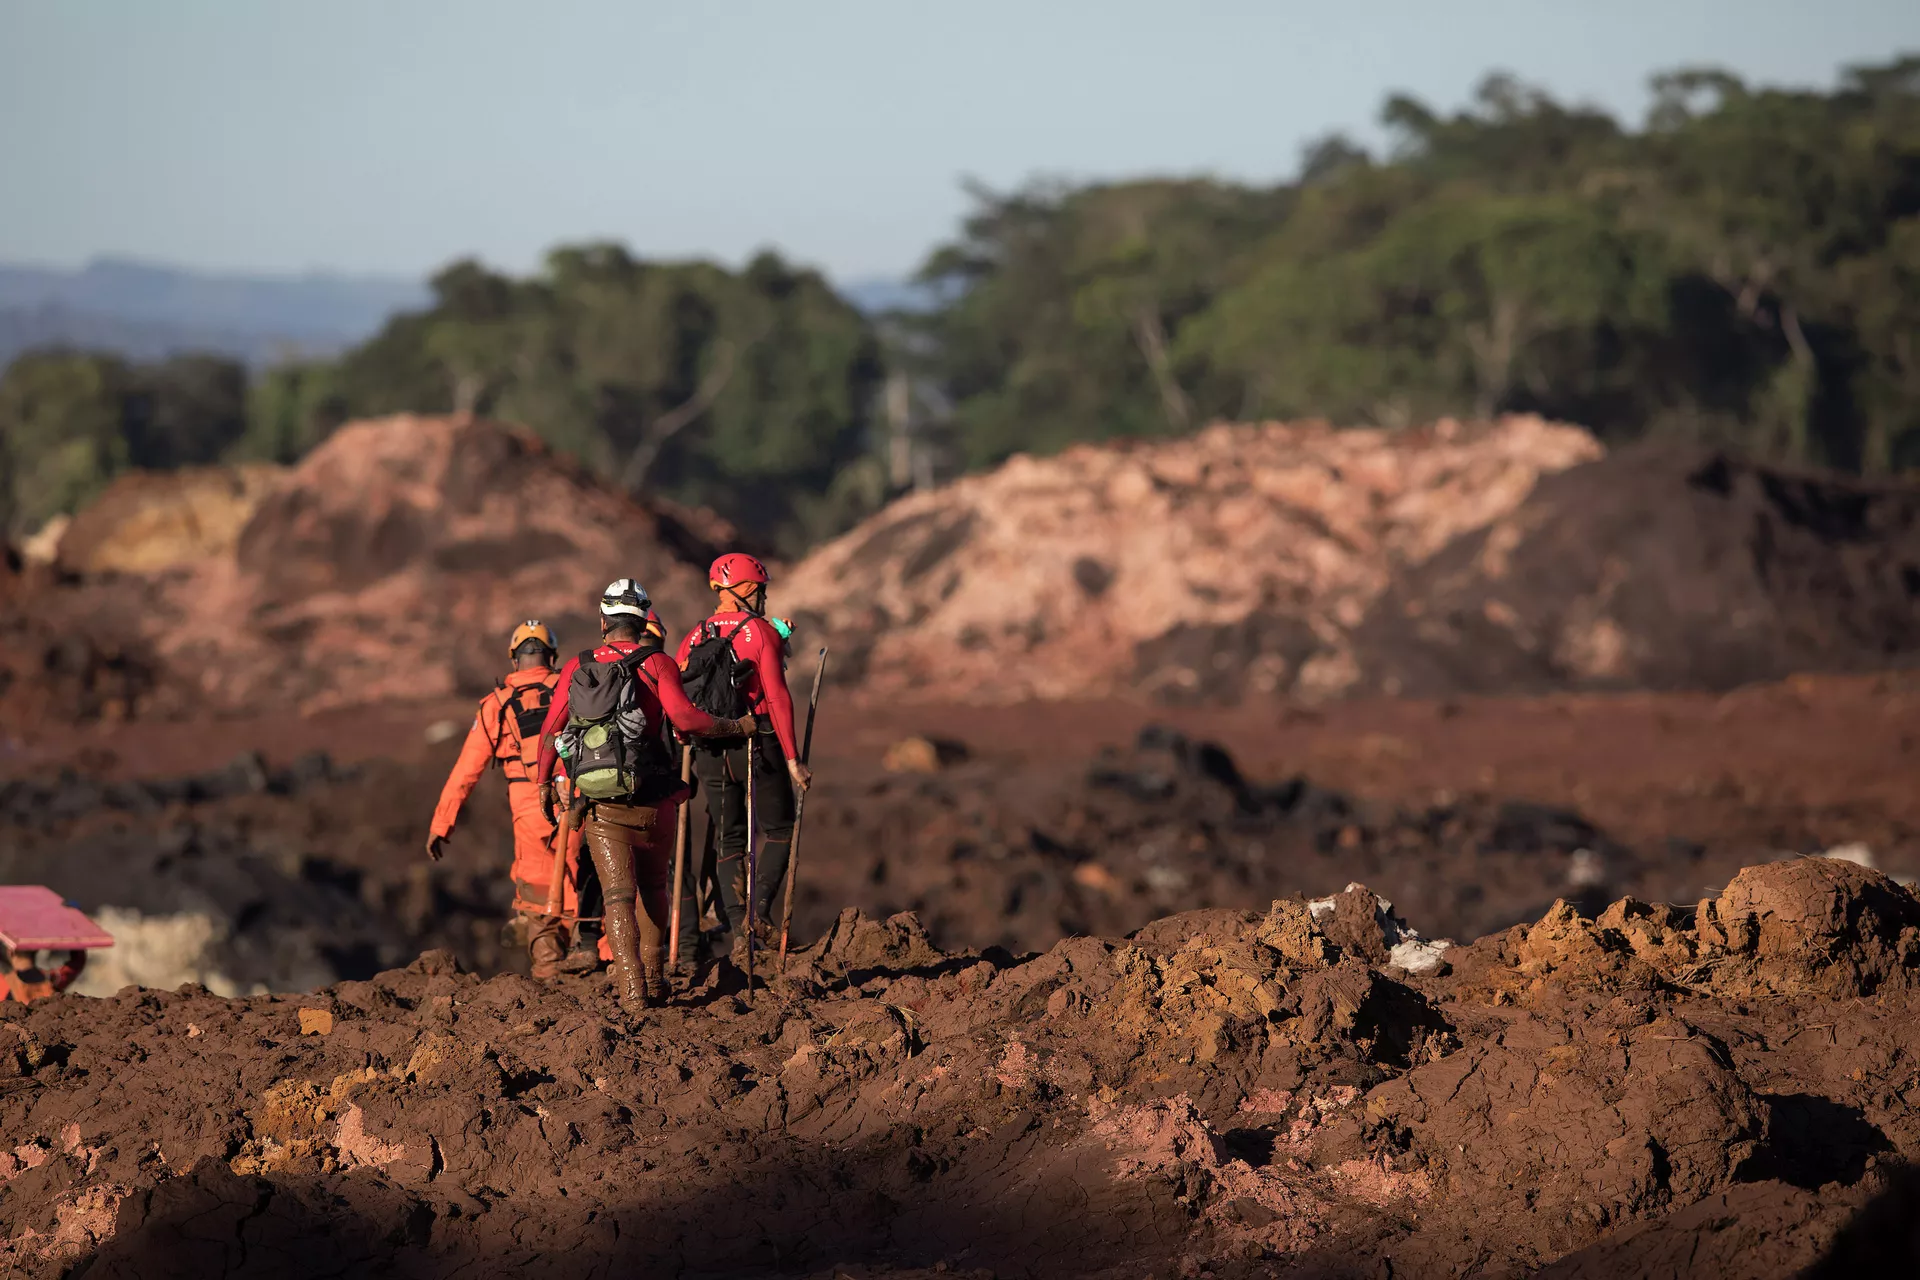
[1,415,730,728]
[785,424,1920,707]
[4,861,1919,1278]
[1352,445,1920,697]
[781,416,1601,704]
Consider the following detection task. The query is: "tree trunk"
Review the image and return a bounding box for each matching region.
[1132,306,1192,434]
[885,372,913,490]
[1777,302,1817,464]
[1464,296,1524,419]
[620,341,739,494]
[451,368,485,417]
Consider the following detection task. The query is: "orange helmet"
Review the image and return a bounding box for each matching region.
[709,552,769,590]
[508,619,556,657]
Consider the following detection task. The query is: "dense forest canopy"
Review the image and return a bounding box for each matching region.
[4,58,1918,548]
[915,58,1920,474]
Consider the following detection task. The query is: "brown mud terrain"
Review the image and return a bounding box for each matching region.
[4,860,1920,1278]
[5,671,1917,995]
[6,416,1920,1273]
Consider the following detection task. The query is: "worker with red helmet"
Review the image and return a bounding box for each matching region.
[426,621,602,979]
[674,552,812,969]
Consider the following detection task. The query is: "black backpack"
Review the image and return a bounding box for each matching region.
[559,641,672,800]
[492,678,554,751]
[489,676,554,778]
[680,619,752,721]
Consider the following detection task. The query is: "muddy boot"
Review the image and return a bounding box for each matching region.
[559,921,603,974]
[641,946,668,1006]
[603,904,648,1006]
[728,918,771,970]
[527,915,566,980]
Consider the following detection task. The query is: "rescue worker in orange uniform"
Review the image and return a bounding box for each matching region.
[426,621,601,978]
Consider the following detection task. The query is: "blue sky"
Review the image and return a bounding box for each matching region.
[3,0,1917,282]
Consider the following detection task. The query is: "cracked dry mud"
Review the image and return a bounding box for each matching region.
[5,859,1919,1278]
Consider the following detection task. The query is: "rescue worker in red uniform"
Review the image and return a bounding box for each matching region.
[674,553,812,967]
[427,621,601,978]
[535,580,753,1009]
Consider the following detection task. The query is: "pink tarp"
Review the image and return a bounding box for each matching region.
[0,886,114,951]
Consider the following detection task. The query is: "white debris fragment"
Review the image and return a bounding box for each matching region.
[1819,842,1876,869]
[1567,847,1607,888]
[423,719,464,745]
[1308,883,1452,975]
[1389,938,1454,976]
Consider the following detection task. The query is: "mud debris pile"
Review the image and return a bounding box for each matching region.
[0,725,1701,995]
[0,415,731,729]
[4,860,1917,1277]
[0,751,517,995]
[783,415,1601,703]
[784,423,1920,704]
[1353,446,1920,696]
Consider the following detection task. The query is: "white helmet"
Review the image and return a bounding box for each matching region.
[599,578,651,618]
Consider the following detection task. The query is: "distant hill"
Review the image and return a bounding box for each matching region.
[835,276,944,314]
[1,260,937,368]
[0,258,428,369]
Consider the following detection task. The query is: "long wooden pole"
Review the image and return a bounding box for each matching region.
[743,740,757,999]
[665,744,694,970]
[542,792,576,920]
[779,647,829,973]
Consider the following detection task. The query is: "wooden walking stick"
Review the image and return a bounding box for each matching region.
[743,738,757,998]
[542,788,578,920]
[779,647,829,972]
[666,743,694,969]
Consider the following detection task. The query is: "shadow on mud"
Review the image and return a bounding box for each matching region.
[1801,1162,1920,1277]
[69,1139,1193,1280]
[1737,1093,1892,1190]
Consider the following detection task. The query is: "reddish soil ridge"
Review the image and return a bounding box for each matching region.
[1,415,729,727]
[782,415,1601,704]
[784,423,1920,706]
[3,858,1916,1278]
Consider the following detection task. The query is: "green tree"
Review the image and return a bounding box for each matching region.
[241,360,349,463]
[0,352,131,537]
[911,56,1920,478]
[123,354,249,469]
[321,244,883,552]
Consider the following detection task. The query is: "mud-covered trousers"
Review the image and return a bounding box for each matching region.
[580,797,679,999]
[676,729,795,957]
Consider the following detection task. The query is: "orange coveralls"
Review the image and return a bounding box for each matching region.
[429,668,586,919]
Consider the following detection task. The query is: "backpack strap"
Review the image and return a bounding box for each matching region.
[613,634,665,668]
[484,681,512,765]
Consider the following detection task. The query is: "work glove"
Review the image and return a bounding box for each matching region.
[425,834,447,861]
[706,715,754,739]
[788,759,812,793]
[539,781,558,827]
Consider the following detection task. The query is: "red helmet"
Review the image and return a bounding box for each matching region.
[708,552,769,590]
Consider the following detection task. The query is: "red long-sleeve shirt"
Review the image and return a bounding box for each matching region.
[535,641,725,785]
[675,612,798,760]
